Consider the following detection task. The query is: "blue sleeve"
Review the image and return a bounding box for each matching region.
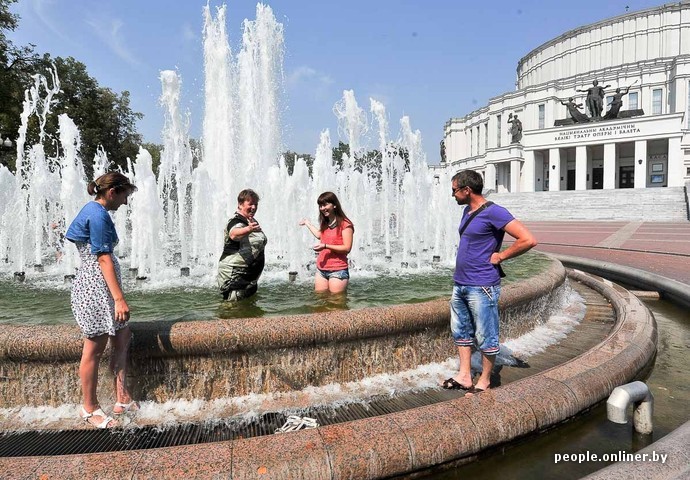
[89,210,118,254]
[490,205,515,231]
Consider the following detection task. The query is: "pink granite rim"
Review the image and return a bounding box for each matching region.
[0,258,566,361]
[0,262,659,479]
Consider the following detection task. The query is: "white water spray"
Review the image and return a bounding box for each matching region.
[0,3,459,286]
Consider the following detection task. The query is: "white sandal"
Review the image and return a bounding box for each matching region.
[112,401,139,415]
[80,406,117,429]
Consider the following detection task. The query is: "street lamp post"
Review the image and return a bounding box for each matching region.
[0,133,13,167]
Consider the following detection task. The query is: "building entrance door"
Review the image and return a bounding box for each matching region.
[619,166,634,188]
[567,170,575,190]
[592,168,603,189]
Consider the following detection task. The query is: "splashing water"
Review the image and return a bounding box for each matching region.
[0,3,458,288]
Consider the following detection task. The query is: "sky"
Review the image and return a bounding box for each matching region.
[8,0,667,165]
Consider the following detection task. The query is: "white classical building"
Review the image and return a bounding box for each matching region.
[441,1,690,193]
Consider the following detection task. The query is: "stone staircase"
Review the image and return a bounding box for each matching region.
[486,186,689,222]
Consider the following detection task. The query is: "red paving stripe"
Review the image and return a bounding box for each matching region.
[623,242,690,255]
[530,234,616,241]
[533,245,690,284]
[507,222,690,284]
[629,237,690,242]
[632,232,690,235]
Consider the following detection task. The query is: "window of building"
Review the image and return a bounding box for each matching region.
[538,104,545,129]
[469,128,473,157]
[496,114,501,147]
[652,89,662,115]
[485,123,489,150]
[628,92,638,110]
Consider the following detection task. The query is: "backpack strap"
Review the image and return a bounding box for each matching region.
[458,201,493,238]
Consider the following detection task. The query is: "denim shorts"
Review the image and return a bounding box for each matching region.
[449,284,501,355]
[317,268,350,280]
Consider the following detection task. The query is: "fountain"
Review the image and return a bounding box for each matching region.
[0,4,457,285]
[0,3,662,479]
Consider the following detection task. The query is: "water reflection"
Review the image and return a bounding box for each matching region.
[0,252,553,324]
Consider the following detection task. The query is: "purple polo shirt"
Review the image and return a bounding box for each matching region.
[453,203,514,286]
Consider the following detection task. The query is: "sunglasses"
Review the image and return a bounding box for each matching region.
[452,185,467,195]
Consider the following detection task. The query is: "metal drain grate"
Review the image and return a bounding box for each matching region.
[0,389,462,457]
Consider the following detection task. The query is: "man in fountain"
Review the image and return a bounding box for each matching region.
[442,170,537,393]
[217,189,268,301]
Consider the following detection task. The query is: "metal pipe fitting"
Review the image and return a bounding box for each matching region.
[607,381,654,434]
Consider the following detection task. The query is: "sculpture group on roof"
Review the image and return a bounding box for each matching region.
[561,79,639,124]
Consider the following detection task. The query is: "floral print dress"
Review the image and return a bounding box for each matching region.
[70,242,127,338]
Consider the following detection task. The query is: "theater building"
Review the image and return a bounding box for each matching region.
[441,1,690,193]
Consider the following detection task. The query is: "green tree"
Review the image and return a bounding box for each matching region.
[38,56,143,176]
[331,141,350,170]
[1,3,143,174]
[0,0,41,170]
[282,150,314,176]
[142,142,162,175]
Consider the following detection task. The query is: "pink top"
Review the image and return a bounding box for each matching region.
[316,219,354,271]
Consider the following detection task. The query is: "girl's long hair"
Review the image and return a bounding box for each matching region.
[317,191,351,231]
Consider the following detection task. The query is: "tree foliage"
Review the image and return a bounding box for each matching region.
[282,150,314,176]
[331,141,409,185]
[0,0,41,169]
[0,1,143,175]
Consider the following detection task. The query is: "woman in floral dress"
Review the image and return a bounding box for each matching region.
[65,172,138,428]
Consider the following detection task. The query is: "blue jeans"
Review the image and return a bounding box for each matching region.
[317,268,350,280]
[450,284,501,355]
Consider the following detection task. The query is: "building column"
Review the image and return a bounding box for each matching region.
[521,150,536,192]
[575,145,587,190]
[667,137,683,187]
[603,143,616,189]
[510,159,521,193]
[634,140,647,188]
[549,148,560,191]
[485,163,497,193]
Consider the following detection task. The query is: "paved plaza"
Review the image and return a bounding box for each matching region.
[508,221,690,285]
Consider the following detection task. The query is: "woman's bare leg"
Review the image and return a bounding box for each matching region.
[328,278,349,294]
[110,326,136,413]
[314,273,330,293]
[80,334,116,426]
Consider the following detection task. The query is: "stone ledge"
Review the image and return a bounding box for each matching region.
[0,260,566,406]
[0,266,658,479]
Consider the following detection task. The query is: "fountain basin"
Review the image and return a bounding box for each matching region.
[0,262,658,479]
[0,258,566,408]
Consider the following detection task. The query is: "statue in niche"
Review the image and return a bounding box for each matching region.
[560,98,590,123]
[440,139,446,163]
[603,82,636,119]
[575,79,610,118]
[507,113,522,144]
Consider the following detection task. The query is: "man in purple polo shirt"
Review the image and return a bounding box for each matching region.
[442,170,537,393]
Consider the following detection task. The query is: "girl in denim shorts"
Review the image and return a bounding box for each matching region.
[299,191,354,294]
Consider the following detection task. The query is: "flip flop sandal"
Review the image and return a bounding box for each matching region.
[441,378,473,391]
[81,406,117,429]
[112,401,139,415]
[466,387,488,395]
